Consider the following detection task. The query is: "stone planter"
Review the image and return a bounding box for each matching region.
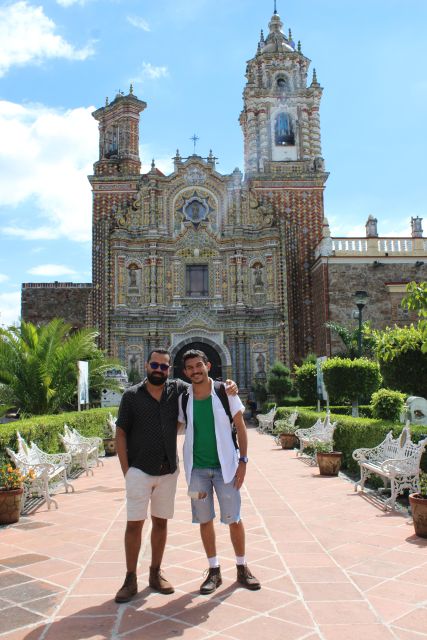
[317,451,342,476]
[409,493,427,538]
[279,433,299,450]
[103,438,117,456]
[0,487,24,525]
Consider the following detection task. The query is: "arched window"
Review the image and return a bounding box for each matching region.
[105,125,119,158]
[276,76,289,91]
[275,113,295,146]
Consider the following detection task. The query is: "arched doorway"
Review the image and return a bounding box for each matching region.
[173,342,223,382]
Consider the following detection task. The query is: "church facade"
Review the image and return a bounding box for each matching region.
[88,10,327,386]
[21,9,427,388]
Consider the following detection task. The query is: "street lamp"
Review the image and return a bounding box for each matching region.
[354,290,368,357]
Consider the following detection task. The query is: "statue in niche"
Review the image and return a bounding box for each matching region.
[253,263,264,287]
[254,352,267,379]
[128,264,139,290]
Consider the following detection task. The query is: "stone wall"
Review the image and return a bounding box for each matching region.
[21,283,92,329]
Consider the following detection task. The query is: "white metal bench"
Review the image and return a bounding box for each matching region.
[59,424,103,476]
[256,405,277,434]
[295,413,337,457]
[353,423,427,510]
[6,432,75,510]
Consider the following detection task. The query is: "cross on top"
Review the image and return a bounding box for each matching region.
[190,134,199,154]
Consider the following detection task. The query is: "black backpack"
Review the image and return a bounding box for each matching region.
[181,381,238,450]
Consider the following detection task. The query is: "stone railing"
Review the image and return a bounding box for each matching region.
[330,237,427,257]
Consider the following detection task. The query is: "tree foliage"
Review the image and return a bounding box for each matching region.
[294,362,317,404]
[365,323,427,396]
[325,321,375,359]
[267,361,292,404]
[0,319,122,415]
[371,388,406,422]
[322,357,382,404]
[402,281,427,353]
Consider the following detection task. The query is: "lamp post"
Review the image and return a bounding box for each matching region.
[354,290,368,357]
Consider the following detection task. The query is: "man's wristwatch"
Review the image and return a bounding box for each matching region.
[239,456,248,463]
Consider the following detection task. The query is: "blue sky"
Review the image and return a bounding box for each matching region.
[1,0,427,326]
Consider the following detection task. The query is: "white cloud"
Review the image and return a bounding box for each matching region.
[133,62,169,83]
[0,291,21,328]
[0,1,94,77]
[127,16,150,31]
[56,0,88,6]
[0,274,9,283]
[28,264,77,276]
[0,100,97,243]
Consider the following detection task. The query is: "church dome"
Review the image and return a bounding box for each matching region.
[262,13,294,53]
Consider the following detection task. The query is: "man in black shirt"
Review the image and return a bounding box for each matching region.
[114,348,236,603]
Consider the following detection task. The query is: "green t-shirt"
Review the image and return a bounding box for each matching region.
[193,396,220,468]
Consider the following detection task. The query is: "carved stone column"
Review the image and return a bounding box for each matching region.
[172,257,181,308]
[235,250,244,306]
[212,260,223,308]
[149,243,157,306]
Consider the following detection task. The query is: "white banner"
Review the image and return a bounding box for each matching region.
[316,356,329,402]
[78,360,89,407]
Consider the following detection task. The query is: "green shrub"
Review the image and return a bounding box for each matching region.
[322,358,381,404]
[267,361,293,404]
[274,406,427,474]
[371,388,406,422]
[294,362,317,404]
[0,407,118,466]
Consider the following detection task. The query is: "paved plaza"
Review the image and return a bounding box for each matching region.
[1,426,426,640]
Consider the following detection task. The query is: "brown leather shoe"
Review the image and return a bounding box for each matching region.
[115,571,138,603]
[149,567,174,594]
[200,566,222,594]
[236,564,261,590]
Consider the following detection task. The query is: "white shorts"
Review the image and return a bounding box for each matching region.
[125,466,179,521]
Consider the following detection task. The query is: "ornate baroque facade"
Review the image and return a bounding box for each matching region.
[87,10,327,386]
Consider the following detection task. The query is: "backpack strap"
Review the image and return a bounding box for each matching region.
[181,389,189,425]
[214,381,238,451]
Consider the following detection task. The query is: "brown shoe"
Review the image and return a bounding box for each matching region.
[149,566,174,594]
[200,566,222,594]
[236,564,261,590]
[115,571,138,603]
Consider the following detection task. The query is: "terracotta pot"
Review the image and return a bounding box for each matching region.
[409,493,427,538]
[103,437,117,456]
[317,451,342,476]
[279,433,299,450]
[0,487,24,525]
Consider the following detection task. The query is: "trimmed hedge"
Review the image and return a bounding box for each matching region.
[0,408,118,466]
[275,407,427,473]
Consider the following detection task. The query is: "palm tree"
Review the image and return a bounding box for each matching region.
[0,319,122,415]
[325,321,374,359]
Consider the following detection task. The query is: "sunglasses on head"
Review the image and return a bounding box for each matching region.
[149,362,170,371]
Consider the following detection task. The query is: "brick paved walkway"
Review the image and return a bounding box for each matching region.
[1,427,426,639]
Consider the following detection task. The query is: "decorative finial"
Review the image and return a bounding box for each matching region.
[151,158,155,170]
[105,96,109,106]
[190,133,199,154]
[312,68,318,84]
[260,29,265,43]
[176,148,180,157]
[129,83,133,94]
[297,40,302,53]
[288,28,292,40]
[274,0,277,15]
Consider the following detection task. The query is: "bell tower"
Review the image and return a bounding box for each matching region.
[240,6,329,364]
[240,9,324,176]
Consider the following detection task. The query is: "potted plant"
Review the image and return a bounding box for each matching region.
[0,465,34,525]
[311,441,343,476]
[103,413,117,456]
[409,472,427,538]
[273,419,299,450]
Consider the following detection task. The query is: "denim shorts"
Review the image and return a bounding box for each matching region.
[188,467,241,525]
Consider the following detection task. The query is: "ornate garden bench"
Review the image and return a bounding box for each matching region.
[256,405,277,434]
[353,423,427,510]
[6,432,74,510]
[295,413,337,458]
[59,424,103,476]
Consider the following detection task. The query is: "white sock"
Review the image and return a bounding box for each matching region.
[236,556,246,566]
[208,556,220,568]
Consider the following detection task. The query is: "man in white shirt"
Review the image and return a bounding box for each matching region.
[178,349,261,594]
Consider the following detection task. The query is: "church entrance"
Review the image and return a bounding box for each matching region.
[173,342,223,382]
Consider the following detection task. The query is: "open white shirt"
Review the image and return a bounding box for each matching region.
[178,378,245,485]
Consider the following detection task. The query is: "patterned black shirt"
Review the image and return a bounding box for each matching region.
[116,378,189,476]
